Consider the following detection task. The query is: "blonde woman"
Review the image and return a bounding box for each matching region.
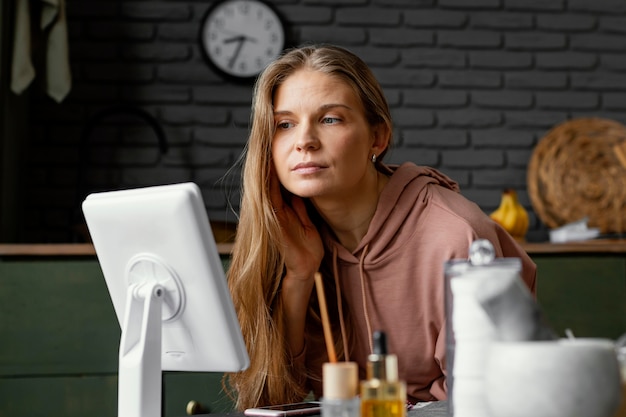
[225,44,536,410]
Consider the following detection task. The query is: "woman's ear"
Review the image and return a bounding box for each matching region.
[371,123,391,157]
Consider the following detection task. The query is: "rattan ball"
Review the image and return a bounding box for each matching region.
[527,117,626,234]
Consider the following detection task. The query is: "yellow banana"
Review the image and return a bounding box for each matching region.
[489,189,529,240]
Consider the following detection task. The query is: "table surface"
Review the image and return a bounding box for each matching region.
[2,239,626,256]
[188,401,448,417]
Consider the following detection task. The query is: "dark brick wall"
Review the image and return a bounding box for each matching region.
[16,0,626,242]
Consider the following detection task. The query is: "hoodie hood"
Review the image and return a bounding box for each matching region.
[304,161,535,403]
[322,162,460,263]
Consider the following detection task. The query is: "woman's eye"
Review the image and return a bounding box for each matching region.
[322,117,340,125]
[276,121,293,129]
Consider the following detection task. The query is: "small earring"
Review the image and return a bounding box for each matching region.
[371,154,377,164]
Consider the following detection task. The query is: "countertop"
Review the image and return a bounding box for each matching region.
[1,239,626,256]
[0,242,235,256]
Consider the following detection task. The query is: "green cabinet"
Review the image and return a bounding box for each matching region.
[1,248,625,417]
[533,255,626,340]
[0,256,234,417]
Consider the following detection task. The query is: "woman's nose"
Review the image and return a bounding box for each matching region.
[295,124,320,151]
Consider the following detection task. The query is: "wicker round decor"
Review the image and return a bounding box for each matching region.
[527,117,626,234]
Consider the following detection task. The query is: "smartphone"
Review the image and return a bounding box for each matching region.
[244,401,322,417]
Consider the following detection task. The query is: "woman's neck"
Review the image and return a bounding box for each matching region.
[312,171,389,252]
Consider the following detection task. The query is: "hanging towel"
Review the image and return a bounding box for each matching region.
[10,0,72,102]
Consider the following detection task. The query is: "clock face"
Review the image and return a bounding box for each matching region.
[201,0,286,80]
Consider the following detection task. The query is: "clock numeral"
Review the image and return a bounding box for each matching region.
[237,3,250,15]
[264,19,274,30]
[270,32,280,43]
[223,5,235,17]
[213,46,223,57]
[255,57,264,69]
[238,61,248,72]
[214,17,226,29]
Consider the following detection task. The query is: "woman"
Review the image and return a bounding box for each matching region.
[225,44,536,410]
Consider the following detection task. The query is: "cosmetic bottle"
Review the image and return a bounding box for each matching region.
[321,361,360,417]
[360,331,407,417]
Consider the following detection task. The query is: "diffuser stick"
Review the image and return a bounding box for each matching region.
[314,272,337,363]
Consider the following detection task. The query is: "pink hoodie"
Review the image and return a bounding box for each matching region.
[295,162,537,403]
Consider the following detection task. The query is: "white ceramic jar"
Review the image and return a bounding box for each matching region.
[484,338,622,417]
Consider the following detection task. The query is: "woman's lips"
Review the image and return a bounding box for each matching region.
[292,162,325,174]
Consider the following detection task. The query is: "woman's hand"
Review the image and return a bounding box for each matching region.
[270,169,324,281]
[270,169,324,357]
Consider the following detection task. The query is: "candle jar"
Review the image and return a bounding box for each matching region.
[444,239,521,417]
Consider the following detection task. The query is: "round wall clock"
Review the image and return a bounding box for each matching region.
[200,0,287,81]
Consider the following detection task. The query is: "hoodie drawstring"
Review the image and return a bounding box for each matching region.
[332,246,350,361]
[332,243,375,358]
[358,244,374,353]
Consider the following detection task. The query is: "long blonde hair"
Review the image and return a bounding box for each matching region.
[225,44,393,410]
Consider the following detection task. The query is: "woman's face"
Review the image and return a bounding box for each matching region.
[271,69,385,202]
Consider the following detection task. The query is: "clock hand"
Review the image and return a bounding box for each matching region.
[223,35,246,44]
[223,35,258,69]
[226,36,246,69]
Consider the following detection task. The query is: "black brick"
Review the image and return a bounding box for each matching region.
[443,149,504,168]
[505,33,567,50]
[603,93,626,110]
[506,111,568,128]
[568,0,626,14]
[120,3,191,21]
[390,109,435,127]
[440,0,500,9]
[84,64,155,83]
[599,17,626,34]
[386,147,439,166]
[473,168,528,187]
[403,130,469,147]
[404,49,465,68]
[336,8,401,26]
[193,86,253,105]
[404,89,468,107]
[505,0,564,11]
[439,70,502,88]
[280,6,333,24]
[536,14,597,32]
[405,10,467,28]
[158,63,224,84]
[571,34,626,52]
[195,127,249,146]
[374,69,436,87]
[370,29,434,46]
[536,92,600,110]
[160,106,229,126]
[438,109,502,128]
[472,91,533,109]
[505,72,568,90]
[121,85,191,103]
[299,27,367,45]
[571,73,626,91]
[469,51,532,70]
[85,22,156,41]
[536,52,598,70]
[471,12,534,30]
[439,30,502,48]
[471,129,535,147]
[601,54,626,70]
[121,44,192,62]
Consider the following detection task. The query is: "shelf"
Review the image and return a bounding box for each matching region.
[0,243,234,257]
[1,239,624,257]
[521,239,626,254]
